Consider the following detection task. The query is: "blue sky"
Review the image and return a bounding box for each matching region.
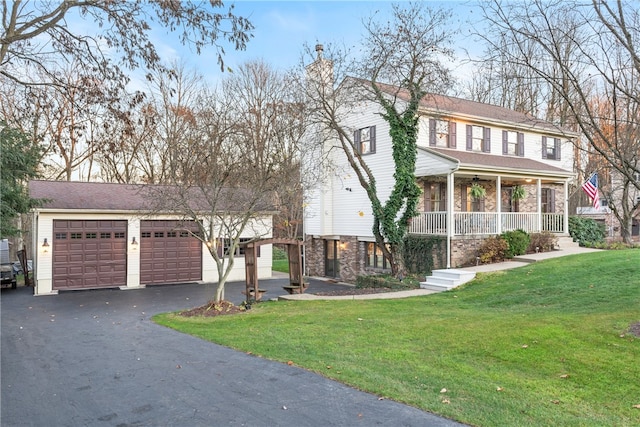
[151,1,483,85]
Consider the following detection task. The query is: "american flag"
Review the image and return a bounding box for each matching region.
[581,173,600,209]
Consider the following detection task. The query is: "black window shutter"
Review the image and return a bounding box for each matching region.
[429,118,436,146]
[517,132,524,156]
[550,189,556,212]
[449,122,457,148]
[502,130,508,154]
[424,184,432,212]
[542,136,547,159]
[354,129,361,154]
[466,124,473,151]
[370,126,376,153]
[461,184,468,212]
[554,138,561,160]
[483,127,491,152]
[440,183,447,211]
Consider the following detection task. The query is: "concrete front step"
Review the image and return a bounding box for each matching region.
[420,268,476,292]
[556,235,580,249]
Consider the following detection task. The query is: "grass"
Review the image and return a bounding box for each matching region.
[272,258,289,273]
[154,250,640,426]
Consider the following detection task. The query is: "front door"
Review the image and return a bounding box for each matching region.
[324,240,340,278]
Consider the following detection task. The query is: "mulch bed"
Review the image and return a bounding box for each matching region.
[629,321,640,338]
[179,300,247,318]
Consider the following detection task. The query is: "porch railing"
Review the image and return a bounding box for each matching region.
[409,212,565,236]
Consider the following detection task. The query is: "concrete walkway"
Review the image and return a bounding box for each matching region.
[281,246,602,301]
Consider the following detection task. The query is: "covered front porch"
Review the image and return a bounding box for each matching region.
[410,147,575,267]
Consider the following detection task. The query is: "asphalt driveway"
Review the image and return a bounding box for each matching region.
[1,278,465,427]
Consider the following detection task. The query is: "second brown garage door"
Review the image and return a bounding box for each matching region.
[140,220,202,285]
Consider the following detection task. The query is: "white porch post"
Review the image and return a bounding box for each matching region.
[537,179,542,231]
[447,171,454,269]
[564,178,570,234]
[496,176,502,234]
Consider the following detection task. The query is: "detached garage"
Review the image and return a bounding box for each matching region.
[29,181,273,296]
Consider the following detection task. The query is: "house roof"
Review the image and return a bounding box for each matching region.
[29,180,275,213]
[422,147,574,178]
[366,79,576,136]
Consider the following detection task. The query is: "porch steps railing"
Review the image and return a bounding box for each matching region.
[420,269,476,292]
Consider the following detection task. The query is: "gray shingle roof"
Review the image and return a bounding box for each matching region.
[425,147,573,177]
[29,181,275,213]
[363,79,575,135]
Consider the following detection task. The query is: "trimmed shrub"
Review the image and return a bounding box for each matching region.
[478,235,508,263]
[568,216,605,246]
[528,231,558,253]
[501,229,530,258]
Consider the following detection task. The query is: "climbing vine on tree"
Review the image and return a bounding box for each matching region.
[371,82,424,275]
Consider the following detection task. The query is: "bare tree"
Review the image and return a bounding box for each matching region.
[477,0,640,243]
[300,3,456,277]
[1,0,253,92]
[149,60,306,302]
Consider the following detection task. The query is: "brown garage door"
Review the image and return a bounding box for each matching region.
[53,220,127,290]
[140,220,202,285]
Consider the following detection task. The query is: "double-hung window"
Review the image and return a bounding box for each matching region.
[502,130,524,156]
[466,125,491,152]
[354,126,376,155]
[429,118,457,148]
[542,136,561,160]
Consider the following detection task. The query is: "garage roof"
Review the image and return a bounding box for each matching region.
[29,181,276,213]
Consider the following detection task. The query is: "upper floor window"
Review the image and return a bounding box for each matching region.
[429,118,457,148]
[542,136,561,160]
[502,130,524,156]
[354,126,376,155]
[466,125,491,152]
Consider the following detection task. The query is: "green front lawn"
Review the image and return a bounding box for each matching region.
[154,250,640,426]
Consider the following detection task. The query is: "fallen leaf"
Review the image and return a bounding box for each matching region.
[378,397,385,401]
[326,366,332,369]
[560,374,569,379]
[357,318,363,321]
[551,400,560,405]
[496,387,504,392]
[442,399,451,404]
[619,334,625,338]
[176,365,181,369]
[522,344,529,349]
[633,404,640,409]
[440,388,447,393]
[287,360,294,366]
[358,413,363,418]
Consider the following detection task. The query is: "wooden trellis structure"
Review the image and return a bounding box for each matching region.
[242,238,307,302]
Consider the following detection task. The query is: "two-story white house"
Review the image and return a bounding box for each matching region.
[303,73,578,282]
